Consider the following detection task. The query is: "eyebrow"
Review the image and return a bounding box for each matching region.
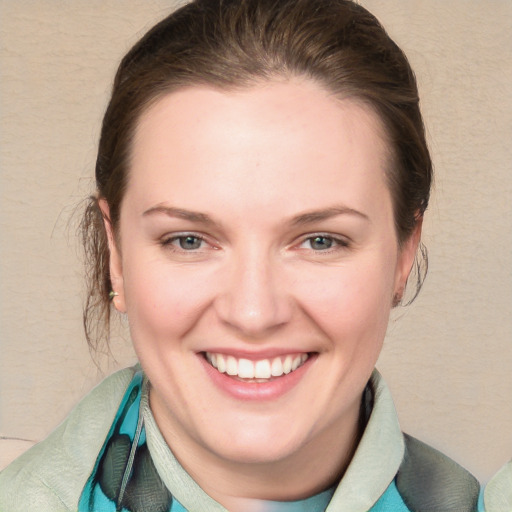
[142,205,215,225]
[290,206,370,226]
[143,204,369,227]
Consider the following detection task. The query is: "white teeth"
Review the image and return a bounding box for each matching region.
[238,358,255,379]
[283,355,293,374]
[217,354,226,373]
[291,355,302,371]
[205,352,309,380]
[271,357,283,377]
[255,359,271,379]
[226,355,238,376]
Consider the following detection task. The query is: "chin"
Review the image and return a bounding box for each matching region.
[198,417,313,466]
[213,439,304,466]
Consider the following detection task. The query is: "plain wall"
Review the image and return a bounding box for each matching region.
[1,1,511,481]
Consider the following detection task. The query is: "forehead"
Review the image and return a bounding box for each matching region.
[135,79,389,151]
[127,79,392,217]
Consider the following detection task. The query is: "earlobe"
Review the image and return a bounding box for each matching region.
[98,198,126,313]
[394,217,423,306]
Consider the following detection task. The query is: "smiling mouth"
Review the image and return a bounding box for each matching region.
[204,352,310,382]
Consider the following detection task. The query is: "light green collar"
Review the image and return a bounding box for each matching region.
[326,370,404,512]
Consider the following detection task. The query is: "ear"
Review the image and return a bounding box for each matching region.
[393,217,423,306]
[98,199,126,313]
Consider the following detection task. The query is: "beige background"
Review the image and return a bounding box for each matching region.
[1,1,511,481]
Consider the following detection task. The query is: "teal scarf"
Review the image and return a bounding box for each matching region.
[78,371,186,511]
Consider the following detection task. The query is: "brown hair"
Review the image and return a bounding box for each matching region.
[82,0,432,352]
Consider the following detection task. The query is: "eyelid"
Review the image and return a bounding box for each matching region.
[160,231,217,251]
[295,232,351,250]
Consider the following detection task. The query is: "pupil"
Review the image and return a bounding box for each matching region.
[312,236,332,250]
[180,236,200,250]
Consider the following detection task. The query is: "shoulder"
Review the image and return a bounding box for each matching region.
[0,366,136,512]
[395,433,481,512]
[484,459,512,512]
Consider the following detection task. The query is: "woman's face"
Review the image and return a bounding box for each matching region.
[106,79,418,469]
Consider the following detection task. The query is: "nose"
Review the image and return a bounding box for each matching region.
[214,248,293,338]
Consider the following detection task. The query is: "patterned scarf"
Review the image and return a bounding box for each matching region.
[78,371,185,512]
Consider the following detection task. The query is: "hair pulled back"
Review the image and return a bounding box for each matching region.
[82,0,432,352]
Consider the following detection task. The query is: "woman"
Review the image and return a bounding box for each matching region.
[0,0,484,510]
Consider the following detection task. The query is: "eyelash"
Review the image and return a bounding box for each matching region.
[159,232,350,255]
[297,233,350,253]
[160,233,210,252]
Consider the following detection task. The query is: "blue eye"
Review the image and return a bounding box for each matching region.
[177,235,203,250]
[298,234,349,253]
[309,235,334,251]
[162,234,206,251]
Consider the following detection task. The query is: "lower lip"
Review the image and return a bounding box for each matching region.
[199,354,315,401]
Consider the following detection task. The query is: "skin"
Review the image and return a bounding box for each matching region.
[101,78,420,510]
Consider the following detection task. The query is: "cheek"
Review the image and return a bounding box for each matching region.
[293,258,396,340]
[122,257,215,342]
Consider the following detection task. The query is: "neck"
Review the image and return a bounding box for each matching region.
[150,389,364,509]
